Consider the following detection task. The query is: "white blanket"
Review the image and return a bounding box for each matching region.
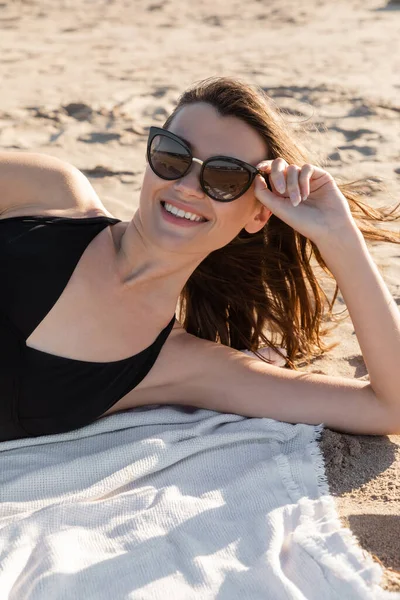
[0,405,397,600]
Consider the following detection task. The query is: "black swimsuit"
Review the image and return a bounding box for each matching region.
[0,215,175,442]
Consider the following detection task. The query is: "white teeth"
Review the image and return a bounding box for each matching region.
[164,202,205,222]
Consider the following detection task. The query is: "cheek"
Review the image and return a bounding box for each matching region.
[140,166,173,202]
[213,200,252,239]
[141,166,160,193]
[243,185,258,208]
[219,193,255,224]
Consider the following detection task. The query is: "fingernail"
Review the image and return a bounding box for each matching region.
[290,191,300,205]
[277,180,286,193]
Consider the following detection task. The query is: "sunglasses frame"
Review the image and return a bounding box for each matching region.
[146,126,271,202]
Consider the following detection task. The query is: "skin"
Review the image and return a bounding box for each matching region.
[1,107,399,436]
[113,102,273,308]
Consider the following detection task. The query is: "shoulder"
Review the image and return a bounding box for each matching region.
[0,151,111,218]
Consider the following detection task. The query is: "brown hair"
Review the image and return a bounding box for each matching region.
[163,77,400,369]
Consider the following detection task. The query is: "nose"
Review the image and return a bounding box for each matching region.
[173,161,205,199]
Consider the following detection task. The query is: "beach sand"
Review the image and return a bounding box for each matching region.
[0,0,399,592]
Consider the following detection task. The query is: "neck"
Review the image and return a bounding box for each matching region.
[113,213,206,303]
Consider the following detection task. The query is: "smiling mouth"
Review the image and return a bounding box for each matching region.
[160,201,209,222]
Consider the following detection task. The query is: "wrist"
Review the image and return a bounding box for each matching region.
[315,227,369,277]
[315,223,365,255]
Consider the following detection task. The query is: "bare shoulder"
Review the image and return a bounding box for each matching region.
[0,150,111,218]
[124,320,400,436]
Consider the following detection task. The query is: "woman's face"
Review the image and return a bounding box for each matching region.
[138,102,272,256]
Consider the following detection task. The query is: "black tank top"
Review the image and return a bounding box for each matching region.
[0,215,175,442]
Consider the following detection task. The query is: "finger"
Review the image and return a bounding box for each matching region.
[299,163,314,200]
[255,173,292,213]
[286,165,302,206]
[256,160,274,172]
[270,158,288,194]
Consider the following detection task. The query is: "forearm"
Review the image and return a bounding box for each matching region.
[317,226,400,409]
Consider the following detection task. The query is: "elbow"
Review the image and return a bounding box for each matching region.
[367,383,400,435]
[377,402,400,435]
[387,416,400,435]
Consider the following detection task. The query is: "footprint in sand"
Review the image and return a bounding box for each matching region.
[147,2,166,10]
[203,15,223,26]
[62,103,93,121]
[336,145,378,159]
[348,104,379,117]
[82,166,137,179]
[142,106,169,121]
[152,87,170,99]
[78,132,121,144]
[330,127,385,143]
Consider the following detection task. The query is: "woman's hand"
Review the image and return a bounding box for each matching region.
[254,158,359,245]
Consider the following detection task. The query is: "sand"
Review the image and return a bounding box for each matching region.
[0,0,399,592]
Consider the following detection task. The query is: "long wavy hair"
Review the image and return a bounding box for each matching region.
[162,77,400,370]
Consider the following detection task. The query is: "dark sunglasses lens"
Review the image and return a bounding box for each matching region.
[203,160,251,200]
[149,134,191,179]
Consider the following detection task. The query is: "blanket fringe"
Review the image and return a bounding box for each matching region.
[309,423,330,494]
[305,423,388,596]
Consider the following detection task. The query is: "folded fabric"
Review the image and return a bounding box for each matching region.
[0,404,396,600]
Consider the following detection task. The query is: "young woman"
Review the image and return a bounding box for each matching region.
[0,77,399,442]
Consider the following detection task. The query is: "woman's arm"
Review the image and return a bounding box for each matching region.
[133,226,399,436]
[316,225,400,412]
[0,151,105,215]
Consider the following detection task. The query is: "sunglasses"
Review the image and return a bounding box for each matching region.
[146,126,272,202]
